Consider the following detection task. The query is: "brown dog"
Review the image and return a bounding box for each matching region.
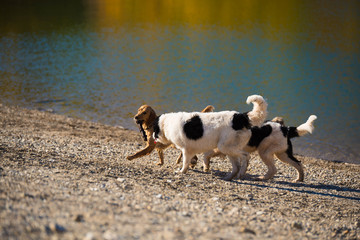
[126,105,214,165]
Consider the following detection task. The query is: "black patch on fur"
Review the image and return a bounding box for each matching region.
[153,115,161,139]
[232,113,251,130]
[281,126,301,163]
[139,124,147,142]
[183,115,204,140]
[280,126,288,137]
[281,126,300,139]
[248,125,272,147]
[286,138,301,163]
[287,126,299,139]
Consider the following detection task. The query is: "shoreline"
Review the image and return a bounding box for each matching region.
[27,104,360,165]
[1,103,359,239]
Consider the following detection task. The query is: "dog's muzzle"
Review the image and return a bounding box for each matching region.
[134,116,144,125]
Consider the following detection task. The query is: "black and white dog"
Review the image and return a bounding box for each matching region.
[203,115,317,182]
[153,95,268,181]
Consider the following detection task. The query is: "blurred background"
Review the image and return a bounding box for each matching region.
[0,0,359,163]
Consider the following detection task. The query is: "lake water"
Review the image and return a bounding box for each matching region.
[1,0,359,164]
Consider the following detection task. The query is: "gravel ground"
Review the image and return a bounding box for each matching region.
[0,103,359,240]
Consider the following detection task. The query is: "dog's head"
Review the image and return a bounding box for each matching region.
[134,105,157,125]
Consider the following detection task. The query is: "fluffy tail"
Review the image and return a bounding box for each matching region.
[296,115,317,136]
[287,115,317,138]
[246,95,268,127]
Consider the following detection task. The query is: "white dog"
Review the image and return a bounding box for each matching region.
[153,95,268,181]
[203,115,317,182]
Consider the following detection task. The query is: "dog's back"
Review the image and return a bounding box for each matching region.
[155,111,251,152]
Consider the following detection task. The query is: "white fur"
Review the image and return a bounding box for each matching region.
[154,95,268,180]
[297,115,317,136]
[246,95,268,127]
[203,115,317,182]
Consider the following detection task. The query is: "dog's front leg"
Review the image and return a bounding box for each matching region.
[176,153,198,169]
[126,142,156,160]
[175,152,183,165]
[223,156,240,181]
[179,150,194,174]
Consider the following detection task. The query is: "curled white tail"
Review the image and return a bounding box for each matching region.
[246,94,268,127]
[297,115,317,136]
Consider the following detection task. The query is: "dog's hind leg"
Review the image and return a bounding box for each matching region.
[223,156,241,181]
[257,150,277,181]
[275,152,304,182]
[156,149,164,166]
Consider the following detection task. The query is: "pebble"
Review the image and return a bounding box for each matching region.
[116,178,126,183]
[292,222,303,230]
[45,223,67,234]
[239,227,256,235]
[74,214,85,222]
[84,232,96,240]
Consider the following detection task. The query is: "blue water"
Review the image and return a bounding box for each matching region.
[1,1,359,163]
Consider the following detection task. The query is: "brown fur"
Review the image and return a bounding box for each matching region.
[126,105,214,166]
[271,116,284,126]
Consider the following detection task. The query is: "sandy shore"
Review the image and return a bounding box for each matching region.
[0,103,359,239]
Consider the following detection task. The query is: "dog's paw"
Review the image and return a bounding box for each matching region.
[293,178,304,183]
[203,165,210,172]
[189,163,196,169]
[126,155,134,160]
[178,168,188,174]
[254,176,270,181]
[223,173,235,181]
[236,174,246,180]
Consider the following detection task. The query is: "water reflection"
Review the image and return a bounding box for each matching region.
[0,0,359,163]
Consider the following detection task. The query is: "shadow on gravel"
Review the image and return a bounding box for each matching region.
[234,180,360,201]
[208,169,360,201]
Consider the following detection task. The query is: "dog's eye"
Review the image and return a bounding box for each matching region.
[142,112,147,115]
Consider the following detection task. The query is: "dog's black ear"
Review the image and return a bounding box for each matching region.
[139,124,147,142]
[153,115,161,139]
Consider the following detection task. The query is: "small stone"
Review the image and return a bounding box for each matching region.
[74,214,84,222]
[239,227,256,235]
[212,197,219,201]
[84,232,95,240]
[228,207,239,216]
[156,194,163,199]
[46,223,66,234]
[292,222,303,230]
[117,178,126,182]
[181,211,191,217]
